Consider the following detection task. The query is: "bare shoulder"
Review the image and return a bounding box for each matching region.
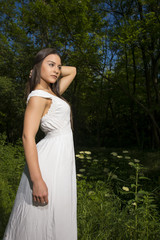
[27,95,47,109]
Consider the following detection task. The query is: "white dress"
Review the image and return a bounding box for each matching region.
[3,90,77,240]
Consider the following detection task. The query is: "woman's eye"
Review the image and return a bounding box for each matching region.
[58,66,61,70]
[49,63,54,67]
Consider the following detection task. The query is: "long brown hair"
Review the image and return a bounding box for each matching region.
[26,48,73,129]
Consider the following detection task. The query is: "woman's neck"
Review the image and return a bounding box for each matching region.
[38,83,51,90]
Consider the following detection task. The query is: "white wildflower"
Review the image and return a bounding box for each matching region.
[79,169,86,172]
[79,151,85,154]
[122,186,129,192]
[134,159,140,163]
[128,162,134,166]
[111,152,118,156]
[111,174,118,179]
[132,202,137,206]
[122,150,129,153]
[125,156,131,159]
[84,151,91,154]
[76,174,83,177]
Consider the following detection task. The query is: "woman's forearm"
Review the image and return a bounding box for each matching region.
[59,66,76,94]
[60,66,76,77]
[22,135,42,183]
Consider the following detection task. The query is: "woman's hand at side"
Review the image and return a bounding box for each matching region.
[22,96,50,205]
[32,178,48,205]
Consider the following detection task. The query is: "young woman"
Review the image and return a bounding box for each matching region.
[3,48,77,240]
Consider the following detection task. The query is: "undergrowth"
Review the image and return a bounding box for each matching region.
[0,134,160,240]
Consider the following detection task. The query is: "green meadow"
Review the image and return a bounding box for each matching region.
[0,135,160,239]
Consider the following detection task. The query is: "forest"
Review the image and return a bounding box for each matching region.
[0,0,160,239]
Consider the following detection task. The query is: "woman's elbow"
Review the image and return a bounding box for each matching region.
[73,67,77,76]
[22,133,27,146]
[22,133,34,144]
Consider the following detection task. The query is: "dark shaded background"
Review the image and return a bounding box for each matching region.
[0,0,160,149]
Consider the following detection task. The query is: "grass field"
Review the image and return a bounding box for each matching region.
[0,137,160,239]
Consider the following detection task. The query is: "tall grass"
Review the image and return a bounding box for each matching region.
[76,150,160,239]
[0,135,160,239]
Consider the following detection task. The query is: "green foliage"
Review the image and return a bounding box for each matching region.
[77,179,122,239]
[0,145,160,239]
[0,134,25,237]
[0,76,25,142]
[76,149,160,239]
[1,0,160,148]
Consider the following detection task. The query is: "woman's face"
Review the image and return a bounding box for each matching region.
[40,54,61,84]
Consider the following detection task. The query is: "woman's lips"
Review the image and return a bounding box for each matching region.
[51,75,57,79]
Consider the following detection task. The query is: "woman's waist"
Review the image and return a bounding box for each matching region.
[44,125,72,138]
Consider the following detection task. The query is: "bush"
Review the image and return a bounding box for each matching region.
[76,149,160,239]
[0,145,160,239]
[0,134,25,238]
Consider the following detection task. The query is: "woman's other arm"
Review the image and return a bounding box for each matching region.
[59,66,77,95]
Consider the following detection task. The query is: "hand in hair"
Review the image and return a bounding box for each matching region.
[29,69,33,78]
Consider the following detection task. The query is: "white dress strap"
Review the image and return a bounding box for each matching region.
[26,90,53,104]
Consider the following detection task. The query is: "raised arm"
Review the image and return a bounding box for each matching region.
[22,96,49,205]
[59,66,76,95]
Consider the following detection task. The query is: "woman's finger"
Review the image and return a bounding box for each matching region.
[43,195,48,205]
[37,196,41,203]
[29,69,33,78]
[33,195,37,203]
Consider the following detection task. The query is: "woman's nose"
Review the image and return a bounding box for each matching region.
[53,66,59,74]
